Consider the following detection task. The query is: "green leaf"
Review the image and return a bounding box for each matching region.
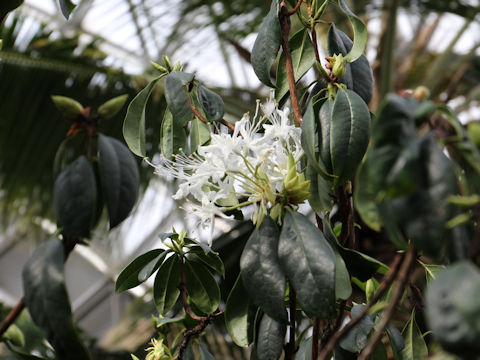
[161,107,187,158]
[387,324,405,360]
[189,117,210,154]
[2,324,24,347]
[123,77,160,157]
[184,260,220,314]
[340,304,375,353]
[400,310,428,360]
[98,94,128,120]
[336,0,368,63]
[256,314,286,360]
[153,316,184,328]
[197,85,225,122]
[0,1,23,23]
[199,344,215,360]
[188,247,225,277]
[240,217,286,323]
[51,95,83,119]
[98,135,140,229]
[115,249,168,292]
[225,273,256,347]
[322,88,371,186]
[306,163,334,213]
[327,24,373,104]
[418,261,445,282]
[425,261,480,356]
[153,255,181,315]
[296,337,313,360]
[251,0,281,87]
[22,238,91,359]
[164,72,194,126]
[4,343,46,360]
[275,28,316,102]
[278,210,336,318]
[58,0,76,19]
[53,155,97,238]
[183,237,214,254]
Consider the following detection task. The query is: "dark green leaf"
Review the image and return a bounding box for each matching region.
[199,344,215,360]
[189,117,210,154]
[328,24,373,104]
[164,72,194,126]
[22,238,91,359]
[123,77,161,157]
[278,211,336,318]
[225,273,256,347]
[161,107,187,158]
[296,337,312,360]
[240,217,287,323]
[98,135,140,228]
[98,94,128,120]
[154,255,181,315]
[0,0,23,23]
[340,304,375,353]
[115,249,167,292]
[184,260,220,314]
[184,237,214,254]
[387,324,405,360]
[251,0,281,87]
[58,0,76,19]
[336,0,368,63]
[197,85,225,122]
[425,261,480,356]
[4,343,46,360]
[306,163,334,213]
[53,155,96,238]
[256,314,286,360]
[371,342,389,360]
[400,310,428,360]
[275,28,316,102]
[153,316,184,328]
[189,247,225,277]
[339,247,388,281]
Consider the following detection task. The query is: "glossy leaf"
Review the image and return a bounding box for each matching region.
[275,28,316,102]
[98,135,140,228]
[153,255,181,315]
[58,0,76,19]
[184,260,220,314]
[340,304,375,353]
[425,261,480,356]
[306,163,334,213]
[225,274,255,347]
[197,85,225,122]
[400,310,428,360]
[336,0,368,63]
[321,88,371,186]
[328,24,373,104]
[164,71,194,126]
[240,217,286,323]
[123,77,160,157]
[278,210,336,318]
[256,314,286,360]
[251,0,281,87]
[160,107,187,158]
[53,155,96,238]
[189,247,225,277]
[115,249,167,292]
[22,238,91,359]
[189,117,210,154]
[98,94,128,120]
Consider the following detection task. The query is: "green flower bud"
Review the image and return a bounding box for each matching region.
[51,95,84,119]
[283,154,310,205]
[332,53,347,79]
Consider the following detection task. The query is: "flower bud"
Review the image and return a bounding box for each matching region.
[331,53,347,79]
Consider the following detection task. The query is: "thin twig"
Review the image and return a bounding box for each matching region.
[317,253,404,360]
[287,0,303,16]
[220,119,235,132]
[311,25,321,64]
[358,247,416,360]
[285,284,297,359]
[279,2,302,126]
[312,317,320,360]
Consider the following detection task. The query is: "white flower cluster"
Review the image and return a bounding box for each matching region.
[149,94,304,243]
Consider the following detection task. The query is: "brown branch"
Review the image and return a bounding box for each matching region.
[0,236,79,338]
[317,253,404,360]
[279,2,302,126]
[312,317,320,360]
[358,247,416,360]
[287,0,303,16]
[285,284,297,359]
[220,119,235,132]
[311,26,321,64]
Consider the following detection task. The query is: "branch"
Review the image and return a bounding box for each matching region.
[317,253,404,360]
[312,317,320,360]
[358,247,416,360]
[279,2,302,126]
[287,0,303,16]
[285,284,297,359]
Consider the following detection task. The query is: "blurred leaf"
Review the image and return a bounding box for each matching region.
[251,0,280,87]
[58,0,76,19]
[22,238,91,359]
[1,324,24,347]
[387,324,405,360]
[98,135,140,228]
[98,94,128,120]
[53,155,97,238]
[296,337,312,360]
[340,304,375,353]
[240,217,287,323]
